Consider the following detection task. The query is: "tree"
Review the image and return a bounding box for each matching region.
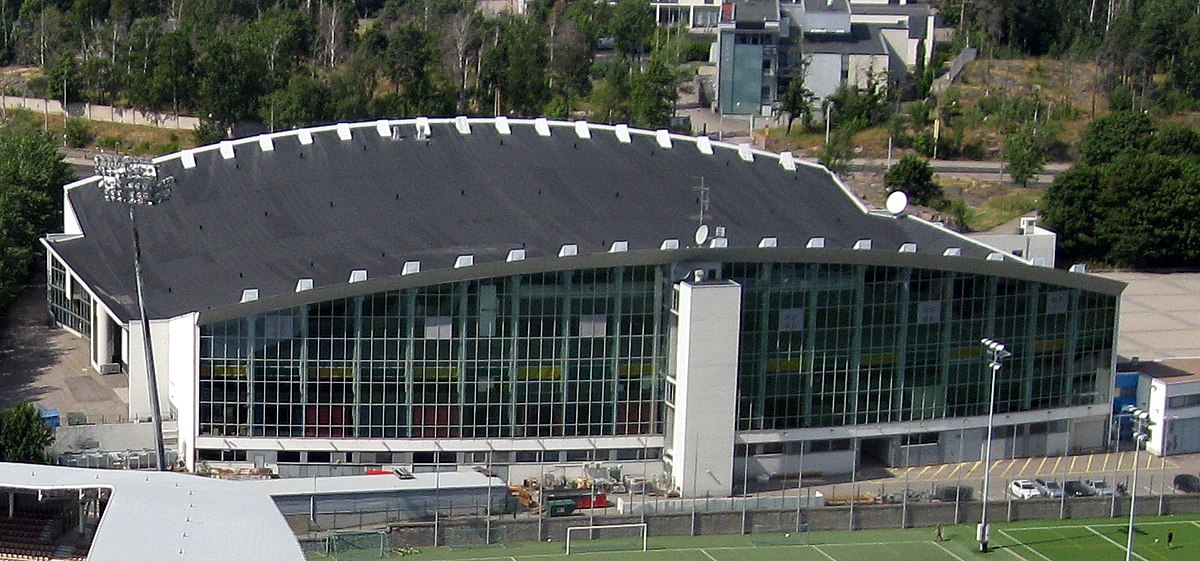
[1078,111,1153,167]
[628,54,676,128]
[884,155,943,206]
[0,402,54,464]
[1040,166,1103,265]
[778,61,814,134]
[1003,123,1049,187]
[0,124,67,312]
[818,126,855,175]
[608,0,653,58]
[260,73,331,131]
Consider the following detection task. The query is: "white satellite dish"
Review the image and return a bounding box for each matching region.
[694,224,710,246]
[886,191,909,216]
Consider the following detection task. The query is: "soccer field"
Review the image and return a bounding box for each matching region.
[312,515,1200,561]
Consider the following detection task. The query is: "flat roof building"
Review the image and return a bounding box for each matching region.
[44,118,1123,496]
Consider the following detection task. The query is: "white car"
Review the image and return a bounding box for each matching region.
[1034,478,1064,499]
[1009,479,1043,499]
[1084,479,1116,496]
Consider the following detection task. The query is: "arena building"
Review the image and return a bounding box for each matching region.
[43,118,1123,497]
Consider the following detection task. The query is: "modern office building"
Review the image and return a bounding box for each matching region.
[714,0,936,115]
[44,118,1122,497]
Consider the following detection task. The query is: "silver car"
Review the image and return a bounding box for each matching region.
[1083,478,1116,496]
[1034,478,1064,498]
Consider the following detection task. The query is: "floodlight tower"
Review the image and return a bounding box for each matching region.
[978,337,1011,553]
[1123,405,1153,561]
[95,154,174,471]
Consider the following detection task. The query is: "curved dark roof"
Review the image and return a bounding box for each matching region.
[46,118,1056,321]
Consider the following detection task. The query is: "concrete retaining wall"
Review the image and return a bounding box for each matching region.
[0,94,199,129]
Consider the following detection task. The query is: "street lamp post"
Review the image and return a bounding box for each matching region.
[824,101,836,145]
[95,154,174,471]
[978,338,1011,553]
[1123,405,1152,561]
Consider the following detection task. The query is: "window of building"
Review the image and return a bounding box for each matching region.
[307,451,331,463]
[277,451,301,463]
[902,432,938,446]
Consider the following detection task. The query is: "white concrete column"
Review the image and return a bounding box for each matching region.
[93,307,111,369]
[669,276,742,497]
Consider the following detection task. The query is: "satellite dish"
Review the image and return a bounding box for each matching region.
[694,224,710,246]
[886,191,909,216]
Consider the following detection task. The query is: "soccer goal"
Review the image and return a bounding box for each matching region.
[565,523,648,555]
[329,530,387,560]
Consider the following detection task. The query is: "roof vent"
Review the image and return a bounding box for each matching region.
[609,241,629,253]
[779,151,797,171]
[295,279,314,292]
[336,123,353,141]
[559,244,578,257]
[943,247,962,257]
[709,237,728,248]
[615,124,632,143]
[454,116,471,134]
[219,141,235,160]
[258,136,274,152]
[298,129,314,145]
[759,237,778,248]
[240,289,259,303]
[376,120,392,137]
[349,270,367,283]
[695,135,714,155]
[454,255,474,268]
[181,150,196,169]
[534,118,551,137]
[1070,263,1087,273]
[853,239,872,250]
[575,121,591,139]
[660,239,680,250]
[495,117,511,135]
[507,249,526,262]
[899,243,917,253]
[402,261,421,275]
[415,117,432,140]
[986,252,1005,261]
[737,143,754,162]
[807,237,826,248]
[655,130,672,149]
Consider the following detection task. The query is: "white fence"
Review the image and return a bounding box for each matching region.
[0,93,200,130]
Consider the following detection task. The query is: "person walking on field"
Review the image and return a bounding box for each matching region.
[1168,530,1174,548]
[935,523,945,542]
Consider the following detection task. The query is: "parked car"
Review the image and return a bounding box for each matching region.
[1034,478,1064,499]
[1065,480,1096,497]
[1009,479,1043,499]
[1083,479,1116,496]
[1174,474,1200,493]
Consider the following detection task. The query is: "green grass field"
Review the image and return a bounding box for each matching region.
[310,515,1200,561]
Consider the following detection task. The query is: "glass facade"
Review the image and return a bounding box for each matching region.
[49,259,91,337]
[727,263,1117,431]
[198,266,668,439]
[197,260,1118,443]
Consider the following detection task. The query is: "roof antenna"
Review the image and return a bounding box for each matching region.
[692,176,711,246]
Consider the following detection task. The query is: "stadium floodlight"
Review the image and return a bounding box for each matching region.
[1122,405,1153,561]
[96,153,174,471]
[978,337,1012,553]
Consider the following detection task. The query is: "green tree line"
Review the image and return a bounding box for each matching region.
[1041,112,1200,268]
[0,0,698,135]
